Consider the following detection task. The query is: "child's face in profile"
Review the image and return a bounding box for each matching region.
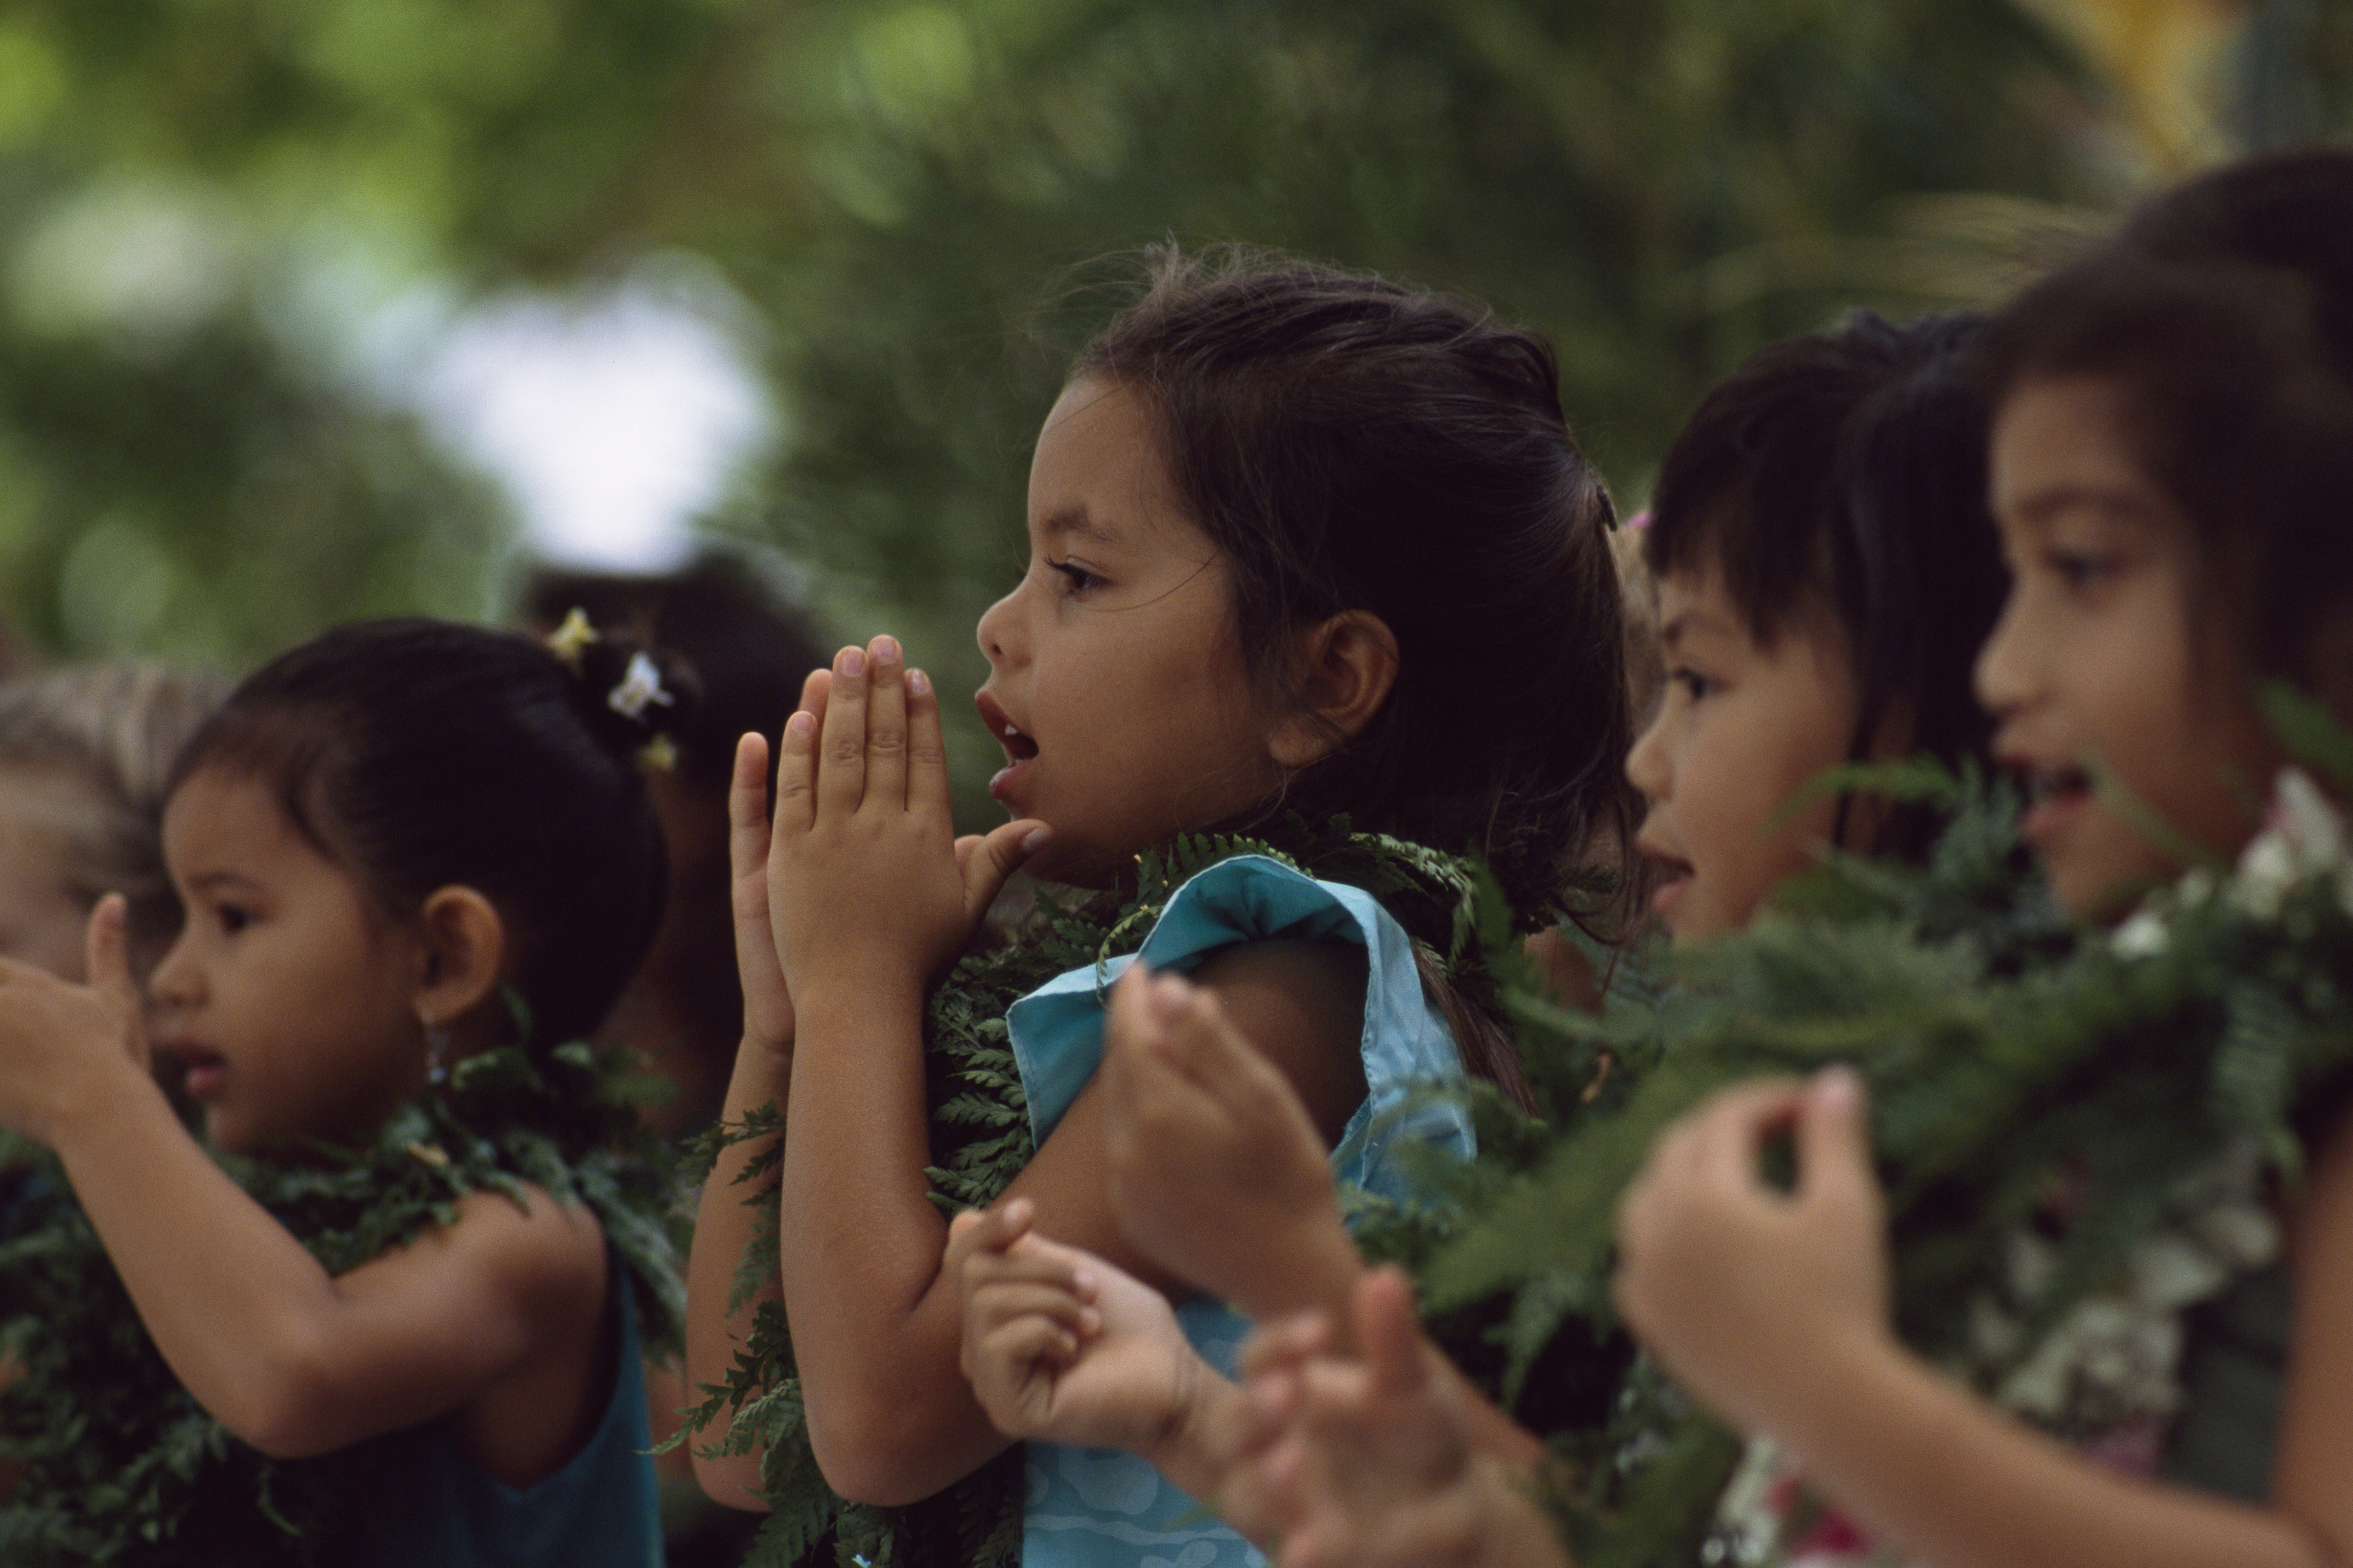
[1624,562,1860,942]
[1977,375,2281,919]
[148,767,432,1155]
[975,375,1288,886]
[0,768,97,981]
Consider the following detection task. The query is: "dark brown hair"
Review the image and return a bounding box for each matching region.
[172,619,695,1052]
[1075,248,1639,1102]
[1982,148,2353,696]
[1077,248,1637,923]
[1644,311,2011,859]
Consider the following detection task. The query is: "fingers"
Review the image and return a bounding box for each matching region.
[815,644,871,818]
[1795,1066,1878,1217]
[864,636,910,808]
[1351,1268,1427,1401]
[957,818,1051,916]
[729,734,774,911]
[905,658,954,824]
[84,894,134,1008]
[84,895,145,1069]
[773,708,817,836]
[1242,1310,1334,1381]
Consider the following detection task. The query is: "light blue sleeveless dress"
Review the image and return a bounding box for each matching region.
[1007,856,1475,1568]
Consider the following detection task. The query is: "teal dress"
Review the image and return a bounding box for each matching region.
[338,1260,663,1568]
[1007,856,1475,1568]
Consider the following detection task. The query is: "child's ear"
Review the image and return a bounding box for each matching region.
[410,886,507,1032]
[1268,610,1400,769]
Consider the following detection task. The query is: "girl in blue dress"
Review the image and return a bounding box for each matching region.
[0,619,684,1565]
[686,249,1641,1568]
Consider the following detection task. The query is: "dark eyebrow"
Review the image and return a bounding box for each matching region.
[2011,485,2162,529]
[182,870,262,897]
[1657,606,1741,652]
[1039,506,1120,547]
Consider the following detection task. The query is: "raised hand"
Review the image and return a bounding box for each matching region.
[1101,966,1361,1321]
[951,1196,1203,1456]
[1234,1268,1563,1568]
[727,669,831,1058]
[768,637,1047,1000]
[0,895,148,1146]
[1612,1066,1891,1437]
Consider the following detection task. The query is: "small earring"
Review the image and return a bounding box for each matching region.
[424,1020,452,1086]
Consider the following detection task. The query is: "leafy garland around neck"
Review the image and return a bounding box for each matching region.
[1380,694,2353,1568]
[684,815,1510,1568]
[0,1012,684,1568]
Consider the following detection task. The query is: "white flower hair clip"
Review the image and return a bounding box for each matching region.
[607,650,676,722]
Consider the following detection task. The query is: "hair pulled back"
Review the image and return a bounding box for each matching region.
[0,664,227,965]
[1076,247,1637,929]
[171,618,695,1051]
[1983,148,2353,698]
[1645,311,2010,859]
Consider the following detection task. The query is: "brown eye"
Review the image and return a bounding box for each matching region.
[1050,559,1104,594]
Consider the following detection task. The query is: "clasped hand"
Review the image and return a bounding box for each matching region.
[1611,1067,1894,1439]
[765,637,1048,1001]
[0,894,150,1148]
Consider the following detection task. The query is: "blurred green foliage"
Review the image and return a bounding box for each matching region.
[1,0,2346,812]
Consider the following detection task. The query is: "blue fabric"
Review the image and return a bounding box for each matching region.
[1008,857,1473,1568]
[342,1258,663,1568]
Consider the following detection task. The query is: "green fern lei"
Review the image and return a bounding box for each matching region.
[1415,761,2353,1568]
[0,1036,685,1568]
[684,816,1509,1568]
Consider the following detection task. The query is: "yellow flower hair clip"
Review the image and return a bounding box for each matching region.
[547,607,596,671]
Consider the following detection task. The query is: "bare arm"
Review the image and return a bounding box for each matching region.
[0,899,609,1470]
[682,727,803,1509]
[1615,1072,2353,1568]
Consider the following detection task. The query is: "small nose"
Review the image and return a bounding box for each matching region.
[1973,590,2031,721]
[1624,706,1670,802]
[148,927,199,1007]
[976,580,1022,669]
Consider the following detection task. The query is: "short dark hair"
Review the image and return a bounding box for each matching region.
[1645,311,2011,858]
[1076,248,1639,931]
[173,619,692,1051]
[1982,147,2353,693]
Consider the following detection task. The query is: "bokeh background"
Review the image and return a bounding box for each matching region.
[0,0,2339,817]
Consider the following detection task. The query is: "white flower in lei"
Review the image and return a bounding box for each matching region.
[1708,770,2350,1568]
[2114,767,2353,957]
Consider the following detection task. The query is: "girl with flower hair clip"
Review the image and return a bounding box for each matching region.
[0,616,691,1565]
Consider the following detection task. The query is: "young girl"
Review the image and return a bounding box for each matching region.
[0,619,687,1565]
[684,250,1640,1566]
[1252,150,2353,1568]
[956,307,2020,1559]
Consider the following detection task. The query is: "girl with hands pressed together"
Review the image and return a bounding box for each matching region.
[1614,151,2353,1568]
[0,619,688,1566]
[688,248,1641,1568]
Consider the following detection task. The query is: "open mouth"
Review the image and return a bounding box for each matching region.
[168,1042,229,1100]
[2009,760,2095,845]
[2021,763,2092,803]
[974,691,1037,801]
[1634,841,1693,918]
